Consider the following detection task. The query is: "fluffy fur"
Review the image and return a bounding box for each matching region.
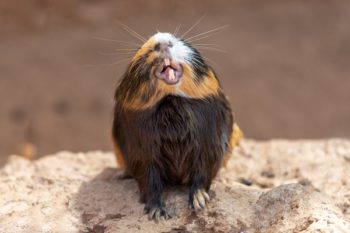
[112,32,242,220]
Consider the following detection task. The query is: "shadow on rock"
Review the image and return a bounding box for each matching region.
[71,167,249,233]
[72,167,143,232]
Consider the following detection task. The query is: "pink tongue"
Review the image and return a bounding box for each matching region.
[165,67,176,81]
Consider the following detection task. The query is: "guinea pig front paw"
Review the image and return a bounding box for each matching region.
[144,202,172,221]
[190,188,210,211]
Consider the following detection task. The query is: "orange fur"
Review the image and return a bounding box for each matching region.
[178,65,219,98]
[122,66,220,110]
[222,123,243,167]
[146,52,158,64]
[122,78,176,109]
[131,37,156,64]
[112,139,126,170]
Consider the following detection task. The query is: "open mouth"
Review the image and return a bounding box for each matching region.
[155,58,183,85]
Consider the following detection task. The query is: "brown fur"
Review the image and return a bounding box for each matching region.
[112,32,242,220]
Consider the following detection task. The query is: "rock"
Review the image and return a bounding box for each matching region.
[0,139,350,233]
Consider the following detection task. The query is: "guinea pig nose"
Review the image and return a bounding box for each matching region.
[159,42,171,52]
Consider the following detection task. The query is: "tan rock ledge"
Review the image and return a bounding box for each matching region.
[1,139,350,233]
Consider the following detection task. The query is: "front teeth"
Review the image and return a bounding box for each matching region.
[164,58,170,66]
[169,68,175,80]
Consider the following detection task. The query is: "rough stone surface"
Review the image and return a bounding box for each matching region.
[0,139,350,233]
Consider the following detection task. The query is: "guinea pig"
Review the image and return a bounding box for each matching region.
[112,32,242,221]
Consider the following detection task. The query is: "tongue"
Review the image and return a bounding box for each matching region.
[165,67,175,81]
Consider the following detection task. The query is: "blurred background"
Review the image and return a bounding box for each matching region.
[1,0,350,165]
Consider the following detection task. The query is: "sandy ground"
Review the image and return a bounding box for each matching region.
[1,0,350,164]
[1,139,349,232]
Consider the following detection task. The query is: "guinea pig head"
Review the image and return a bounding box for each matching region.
[120,32,220,109]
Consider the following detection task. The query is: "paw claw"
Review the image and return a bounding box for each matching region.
[203,191,210,201]
[191,189,210,210]
[145,205,170,221]
[193,198,200,210]
[155,209,161,221]
[197,192,206,208]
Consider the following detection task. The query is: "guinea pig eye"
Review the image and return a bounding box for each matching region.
[168,41,173,47]
[154,43,160,51]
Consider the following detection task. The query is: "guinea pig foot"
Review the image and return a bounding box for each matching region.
[190,189,210,210]
[144,203,172,222]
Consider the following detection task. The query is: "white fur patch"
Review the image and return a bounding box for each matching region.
[153,32,193,64]
[154,32,174,42]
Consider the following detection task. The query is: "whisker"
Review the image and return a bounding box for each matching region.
[181,14,206,39]
[193,55,219,69]
[106,58,132,66]
[194,46,227,53]
[187,31,229,44]
[204,57,219,68]
[193,43,224,48]
[113,48,138,51]
[98,51,136,56]
[90,36,140,47]
[118,22,147,42]
[173,23,182,36]
[186,25,229,42]
[84,57,132,68]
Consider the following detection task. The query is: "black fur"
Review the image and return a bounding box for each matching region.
[182,39,209,81]
[112,92,233,216]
